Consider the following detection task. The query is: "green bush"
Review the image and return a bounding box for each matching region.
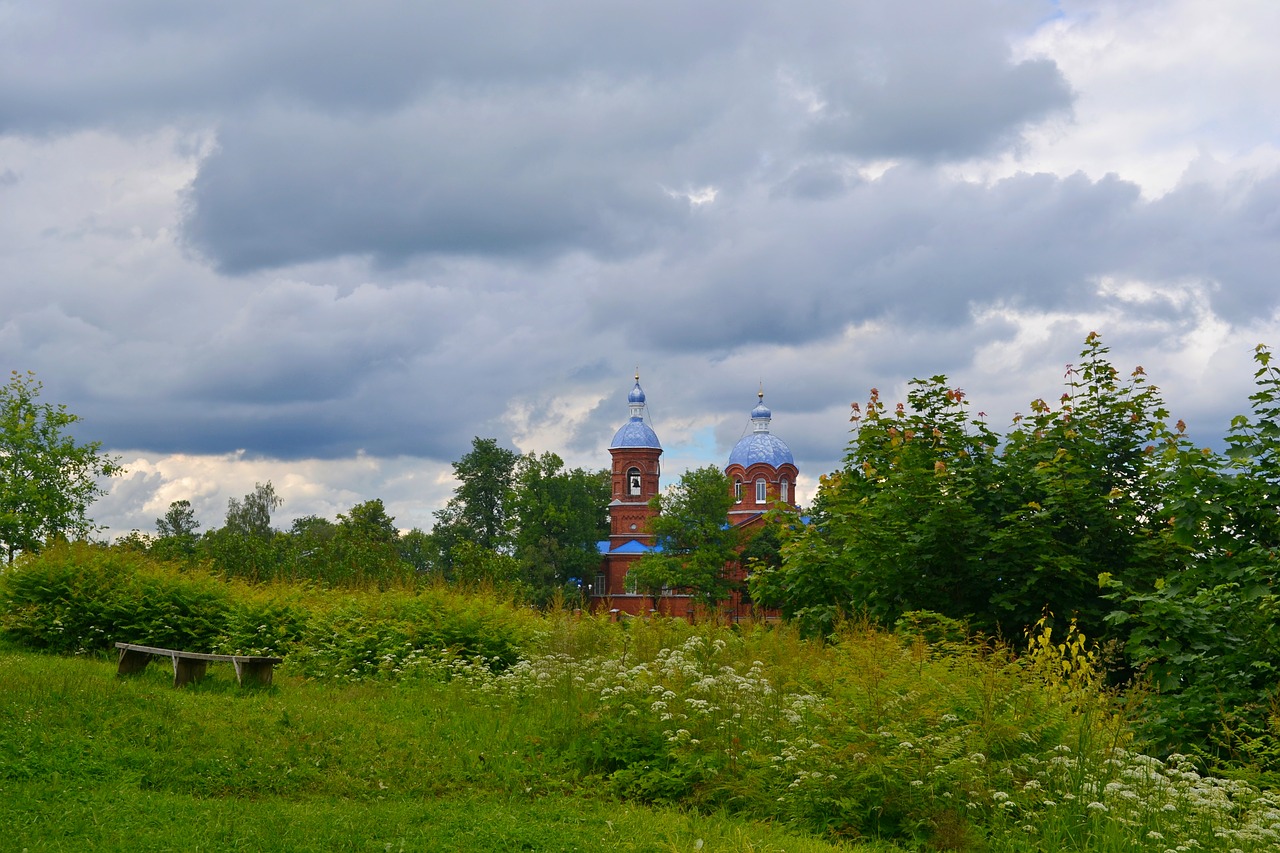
[0,542,230,653]
[216,581,316,656]
[0,544,543,681]
[282,585,543,681]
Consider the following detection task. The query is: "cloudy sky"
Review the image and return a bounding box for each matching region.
[3,0,1278,537]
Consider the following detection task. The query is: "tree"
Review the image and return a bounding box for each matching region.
[1103,344,1280,761]
[628,466,740,608]
[432,435,517,560]
[752,376,1002,635]
[0,371,122,564]
[285,514,337,580]
[397,527,435,574]
[156,499,200,539]
[224,482,281,540]
[201,482,284,580]
[329,499,406,587]
[430,437,518,572]
[989,334,1187,636]
[150,499,201,561]
[753,334,1190,639]
[509,451,609,603]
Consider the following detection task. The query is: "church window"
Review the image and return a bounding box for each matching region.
[734,478,742,503]
[755,478,766,503]
[780,477,789,503]
[628,467,642,496]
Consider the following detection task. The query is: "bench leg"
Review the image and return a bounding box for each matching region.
[233,660,275,687]
[172,657,207,687]
[117,647,152,677]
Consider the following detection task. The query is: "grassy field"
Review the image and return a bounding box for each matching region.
[3,550,1279,852]
[0,649,878,853]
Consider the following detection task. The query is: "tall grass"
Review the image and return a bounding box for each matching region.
[2,546,1279,850]
[0,649,869,853]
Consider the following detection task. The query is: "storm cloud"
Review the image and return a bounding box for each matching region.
[1,0,1277,535]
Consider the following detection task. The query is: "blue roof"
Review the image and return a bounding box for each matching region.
[728,432,795,468]
[606,539,660,554]
[627,382,646,404]
[611,418,661,449]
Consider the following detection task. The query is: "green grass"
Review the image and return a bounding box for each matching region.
[3,584,1280,851]
[0,649,875,853]
[8,782,873,852]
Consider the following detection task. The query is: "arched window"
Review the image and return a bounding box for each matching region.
[734,478,743,503]
[628,467,642,496]
[755,478,767,504]
[780,477,789,503]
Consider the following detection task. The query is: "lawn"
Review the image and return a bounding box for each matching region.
[0,649,873,853]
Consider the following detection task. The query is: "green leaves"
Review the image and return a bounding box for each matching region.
[508,452,610,603]
[0,371,121,564]
[764,334,1191,641]
[763,335,1280,769]
[630,466,740,608]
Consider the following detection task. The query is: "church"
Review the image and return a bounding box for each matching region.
[589,374,799,618]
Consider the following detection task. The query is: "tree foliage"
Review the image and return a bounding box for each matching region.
[202,482,285,580]
[150,499,201,561]
[752,334,1280,767]
[430,437,519,572]
[1103,344,1280,761]
[328,499,405,587]
[425,439,609,600]
[509,451,609,603]
[629,466,740,608]
[0,371,121,564]
[754,334,1187,639]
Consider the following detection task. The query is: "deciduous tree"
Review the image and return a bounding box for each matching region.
[202,481,284,580]
[330,498,406,587]
[0,371,121,564]
[509,451,609,603]
[150,499,201,561]
[431,438,518,572]
[753,334,1189,639]
[628,466,739,608]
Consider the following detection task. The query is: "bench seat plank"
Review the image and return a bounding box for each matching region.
[114,642,283,687]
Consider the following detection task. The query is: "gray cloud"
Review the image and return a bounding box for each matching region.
[0,1,1072,273]
[2,0,1277,540]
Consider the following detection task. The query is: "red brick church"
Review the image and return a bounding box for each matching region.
[589,375,799,618]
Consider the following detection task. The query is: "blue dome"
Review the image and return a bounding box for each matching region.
[751,401,772,419]
[611,419,661,449]
[613,374,660,448]
[728,432,794,468]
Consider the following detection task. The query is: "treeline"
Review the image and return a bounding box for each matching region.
[121,439,610,604]
[752,333,1280,768]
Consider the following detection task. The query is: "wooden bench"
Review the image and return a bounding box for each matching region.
[115,642,283,688]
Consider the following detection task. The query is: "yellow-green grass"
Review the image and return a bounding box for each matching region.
[0,650,879,853]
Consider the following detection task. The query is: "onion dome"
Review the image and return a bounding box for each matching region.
[728,391,794,467]
[610,372,661,449]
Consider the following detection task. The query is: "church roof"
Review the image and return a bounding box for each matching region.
[727,391,794,468]
[611,419,661,448]
[728,432,795,468]
[610,374,661,449]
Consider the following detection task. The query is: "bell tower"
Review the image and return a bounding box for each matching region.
[596,372,662,597]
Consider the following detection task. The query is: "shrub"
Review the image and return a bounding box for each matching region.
[282,585,543,681]
[0,542,232,654]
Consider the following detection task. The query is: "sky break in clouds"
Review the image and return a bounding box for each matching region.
[1,0,1278,537]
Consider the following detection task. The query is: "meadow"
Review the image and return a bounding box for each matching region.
[2,545,1279,851]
